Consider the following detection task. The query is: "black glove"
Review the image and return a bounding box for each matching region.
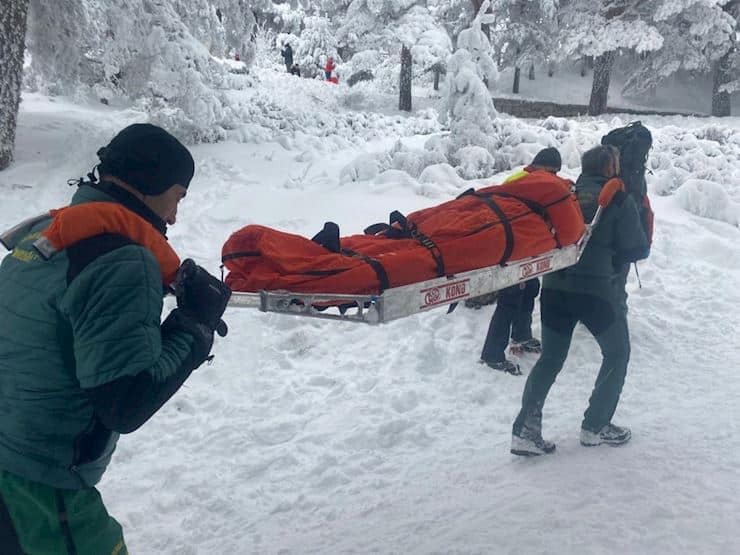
[161,309,214,369]
[173,259,231,337]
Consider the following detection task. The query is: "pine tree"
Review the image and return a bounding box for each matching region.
[0,0,30,170]
[712,0,739,116]
[487,0,558,93]
[399,44,412,110]
[556,0,663,115]
[23,0,266,142]
[618,0,736,115]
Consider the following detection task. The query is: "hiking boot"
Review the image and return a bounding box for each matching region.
[510,338,542,355]
[511,427,556,456]
[464,292,498,309]
[481,359,521,376]
[580,423,632,447]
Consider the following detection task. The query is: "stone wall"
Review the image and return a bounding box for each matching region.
[492,97,706,119]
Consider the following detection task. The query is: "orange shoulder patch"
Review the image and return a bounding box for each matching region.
[44,202,181,284]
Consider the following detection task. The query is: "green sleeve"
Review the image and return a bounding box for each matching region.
[60,245,195,388]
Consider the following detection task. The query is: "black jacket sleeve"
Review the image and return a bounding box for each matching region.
[83,309,214,434]
[84,364,194,434]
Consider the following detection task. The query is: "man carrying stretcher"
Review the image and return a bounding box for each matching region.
[511,145,649,456]
[479,147,563,375]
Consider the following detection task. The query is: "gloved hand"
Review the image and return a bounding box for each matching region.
[173,259,231,337]
[598,178,626,208]
[161,309,215,368]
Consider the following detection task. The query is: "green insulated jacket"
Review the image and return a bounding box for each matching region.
[543,173,649,300]
[0,185,195,489]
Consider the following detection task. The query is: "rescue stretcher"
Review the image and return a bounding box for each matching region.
[223,170,602,325]
[226,214,597,324]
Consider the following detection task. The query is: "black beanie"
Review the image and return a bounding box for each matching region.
[97,124,195,195]
[531,147,562,172]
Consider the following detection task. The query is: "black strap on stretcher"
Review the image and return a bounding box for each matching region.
[457,189,514,265]
[489,191,566,248]
[309,222,390,291]
[364,210,447,278]
[339,248,390,291]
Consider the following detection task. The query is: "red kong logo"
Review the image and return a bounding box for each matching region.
[420,279,470,309]
[520,256,553,279]
[424,288,441,305]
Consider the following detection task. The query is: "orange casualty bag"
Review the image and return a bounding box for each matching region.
[222,170,585,295]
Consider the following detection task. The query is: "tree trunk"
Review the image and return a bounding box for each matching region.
[528,64,535,80]
[512,66,521,94]
[712,50,733,116]
[399,45,412,112]
[588,51,615,116]
[548,61,554,77]
[433,68,440,91]
[0,0,29,171]
[470,0,492,41]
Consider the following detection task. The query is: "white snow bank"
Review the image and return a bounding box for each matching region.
[675,179,740,227]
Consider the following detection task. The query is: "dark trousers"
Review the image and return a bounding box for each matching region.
[0,492,24,555]
[481,279,540,362]
[512,288,631,435]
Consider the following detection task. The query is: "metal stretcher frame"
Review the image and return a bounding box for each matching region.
[227,208,601,325]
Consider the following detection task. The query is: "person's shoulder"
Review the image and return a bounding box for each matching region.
[67,234,158,283]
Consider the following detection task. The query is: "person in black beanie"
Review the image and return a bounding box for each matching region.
[530,147,561,171]
[479,147,563,375]
[96,122,196,226]
[0,123,230,553]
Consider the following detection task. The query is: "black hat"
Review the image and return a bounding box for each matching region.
[97,123,195,195]
[531,147,562,172]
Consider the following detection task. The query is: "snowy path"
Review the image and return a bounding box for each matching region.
[2,92,739,554]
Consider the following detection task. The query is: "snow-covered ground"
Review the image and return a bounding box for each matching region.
[2,71,740,554]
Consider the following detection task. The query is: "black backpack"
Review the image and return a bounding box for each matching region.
[601,121,652,198]
[602,121,654,257]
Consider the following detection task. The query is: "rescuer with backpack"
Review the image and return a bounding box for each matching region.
[510,143,649,456]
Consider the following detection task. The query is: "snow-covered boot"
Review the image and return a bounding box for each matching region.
[580,423,631,447]
[481,359,521,376]
[510,338,541,355]
[511,426,556,456]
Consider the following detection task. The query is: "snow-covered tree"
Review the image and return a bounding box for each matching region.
[556,0,664,114]
[439,4,502,177]
[336,0,449,93]
[293,16,340,77]
[456,0,499,88]
[620,0,736,113]
[443,49,498,150]
[712,0,739,116]
[411,28,453,89]
[428,0,475,43]
[0,0,29,170]
[488,0,559,93]
[24,0,267,142]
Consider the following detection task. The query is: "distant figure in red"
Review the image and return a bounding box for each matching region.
[324,57,336,81]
